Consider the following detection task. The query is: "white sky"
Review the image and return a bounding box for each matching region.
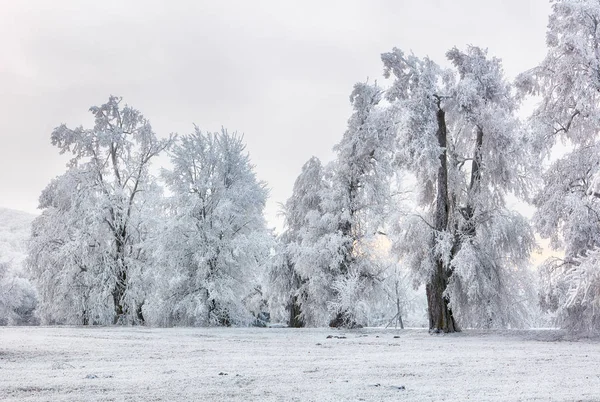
[0,0,551,231]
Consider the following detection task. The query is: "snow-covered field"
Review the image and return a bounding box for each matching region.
[1,327,599,401]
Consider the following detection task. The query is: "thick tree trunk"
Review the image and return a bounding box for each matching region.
[426,263,457,333]
[427,106,459,333]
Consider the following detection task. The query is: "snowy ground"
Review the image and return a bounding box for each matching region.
[1,327,599,401]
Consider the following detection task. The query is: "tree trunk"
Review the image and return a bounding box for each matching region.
[112,231,127,324]
[426,263,457,333]
[136,302,145,324]
[396,296,404,329]
[469,126,484,193]
[463,125,484,237]
[427,106,459,333]
[288,294,304,328]
[112,269,126,324]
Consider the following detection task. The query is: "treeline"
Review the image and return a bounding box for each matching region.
[4,0,600,334]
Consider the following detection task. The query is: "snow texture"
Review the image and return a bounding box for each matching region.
[1,327,599,401]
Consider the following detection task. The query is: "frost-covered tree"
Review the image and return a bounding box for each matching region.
[0,261,15,322]
[323,82,396,327]
[0,261,37,325]
[28,96,171,324]
[267,156,325,327]
[267,238,303,327]
[0,209,37,325]
[517,0,600,333]
[276,82,397,328]
[146,128,271,326]
[383,46,536,331]
[534,146,600,333]
[29,170,107,324]
[381,264,421,329]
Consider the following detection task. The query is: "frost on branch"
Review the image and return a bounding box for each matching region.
[540,251,600,335]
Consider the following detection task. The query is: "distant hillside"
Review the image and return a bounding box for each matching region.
[0,208,36,270]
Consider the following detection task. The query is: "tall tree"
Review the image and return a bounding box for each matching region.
[28,96,171,324]
[383,46,535,331]
[382,49,458,332]
[147,128,271,326]
[324,82,396,327]
[517,0,600,333]
[279,82,397,328]
[267,156,325,327]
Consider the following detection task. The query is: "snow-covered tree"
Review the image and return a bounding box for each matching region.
[283,159,342,327]
[0,208,37,325]
[0,261,15,322]
[267,156,325,327]
[380,263,421,329]
[517,0,600,333]
[267,238,302,326]
[146,128,272,326]
[323,82,396,327]
[383,45,536,331]
[28,96,171,324]
[0,261,37,325]
[275,82,397,328]
[28,170,107,324]
[533,145,600,333]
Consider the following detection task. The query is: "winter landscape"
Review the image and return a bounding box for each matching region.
[3,0,600,400]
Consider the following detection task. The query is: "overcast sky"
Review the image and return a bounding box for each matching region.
[0,0,551,231]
